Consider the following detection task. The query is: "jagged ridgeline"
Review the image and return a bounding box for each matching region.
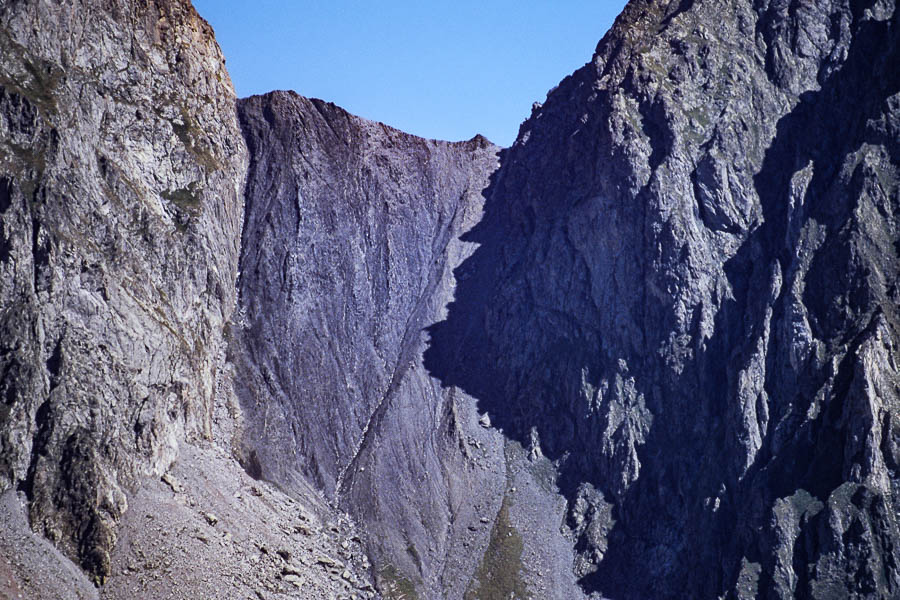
[2,0,899,599]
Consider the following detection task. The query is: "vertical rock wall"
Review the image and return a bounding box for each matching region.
[236,92,548,598]
[0,0,246,581]
[426,0,900,597]
[1,0,897,598]
[236,1,900,599]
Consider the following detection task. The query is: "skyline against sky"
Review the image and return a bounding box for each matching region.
[192,1,627,147]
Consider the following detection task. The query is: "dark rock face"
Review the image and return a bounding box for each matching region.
[236,1,900,599]
[426,0,900,597]
[0,0,246,582]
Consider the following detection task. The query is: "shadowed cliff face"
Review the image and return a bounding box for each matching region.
[425,0,900,597]
[236,93,583,599]
[0,0,888,597]
[235,91,500,498]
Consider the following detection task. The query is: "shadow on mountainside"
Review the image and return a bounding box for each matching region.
[423,6,900,599]
[422,146,607,490]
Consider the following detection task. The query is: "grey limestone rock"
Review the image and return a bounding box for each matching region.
[235,91,578,599]
[424,0,900,597]
[2,0,899,598]
[0,0,247,583]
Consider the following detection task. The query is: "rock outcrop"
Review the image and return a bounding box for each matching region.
[0,0,247,582]
[235,91,499,501]
[236,92,585,599]
[0,3,378,598]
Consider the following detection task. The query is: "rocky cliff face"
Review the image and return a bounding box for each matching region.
[236,0,900,599]
[0,3,378,599]
[0,0,247,584]
[236,91,499,499]
[235,93,581,599]
[1,0,898,598]
[426,0,900,597]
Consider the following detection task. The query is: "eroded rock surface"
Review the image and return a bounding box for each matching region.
[236,92,588,599]
[237,1,900,599]
[0,2,379,597]
[426,0,900,597]
[0,0,248,581]
[1,0,898,598]
[235,91,498,500]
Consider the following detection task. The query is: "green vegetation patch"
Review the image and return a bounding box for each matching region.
[162,182,201,211]
[170,107,221,171]
[377,564,420,600]
[464,494,530,600]
[162,181,202,232]
[0,25,63,117]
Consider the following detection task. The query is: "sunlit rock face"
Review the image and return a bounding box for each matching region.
[236,0,900,598]
[0,0,247,582]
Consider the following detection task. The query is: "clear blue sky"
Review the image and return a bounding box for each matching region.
[192,1,627,147]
